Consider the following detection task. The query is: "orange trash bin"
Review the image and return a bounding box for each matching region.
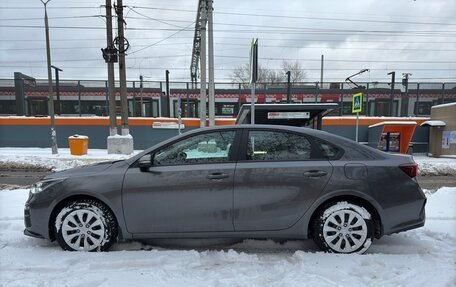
[68,134,89,155]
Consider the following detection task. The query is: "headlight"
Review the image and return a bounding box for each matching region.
[30,178,65,194]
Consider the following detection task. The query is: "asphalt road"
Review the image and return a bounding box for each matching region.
[0,169,455,190]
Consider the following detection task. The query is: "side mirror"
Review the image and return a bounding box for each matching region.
[138,154,152,171]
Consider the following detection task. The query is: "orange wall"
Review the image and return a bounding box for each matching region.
[0,116,428,127]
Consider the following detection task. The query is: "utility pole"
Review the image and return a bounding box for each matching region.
[116,0,129,136]
[387,71,395,117]
[40,0,58,154]
[320,54,324,87]
[286,71,291,103]
[50,65,62,115]
[207,0,215,126]
[199,1,207,128]
[105,0,117,137]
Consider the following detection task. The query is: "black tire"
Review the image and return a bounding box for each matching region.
[312,201,374,254]
[54,199,118,251]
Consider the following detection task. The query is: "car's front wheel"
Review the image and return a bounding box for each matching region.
[312,201,374,254]
[54,199,118,251]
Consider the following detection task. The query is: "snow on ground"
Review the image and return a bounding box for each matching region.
[0,188,455,287]
[0,148,140,172]
[0,148,455,176]
[414,155,456,176]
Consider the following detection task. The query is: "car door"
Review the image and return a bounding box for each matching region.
[122,130,239,234]
[233,129,333,231]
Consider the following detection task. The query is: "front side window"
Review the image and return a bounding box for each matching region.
[153,131,235,165]
[247,130,312,161]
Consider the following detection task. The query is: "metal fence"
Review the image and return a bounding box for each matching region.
[1,78,455,118]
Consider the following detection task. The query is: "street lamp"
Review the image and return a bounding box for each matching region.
[40,0,58,154]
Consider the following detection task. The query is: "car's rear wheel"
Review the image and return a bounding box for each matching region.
[312,201,374,254]
[54,199,117,251]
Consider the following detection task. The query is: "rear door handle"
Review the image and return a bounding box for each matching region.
[303,170,328,177]
[207,173,229,180]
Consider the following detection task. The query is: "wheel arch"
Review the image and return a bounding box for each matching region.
[48,194,121,241]
[306,193,383,239]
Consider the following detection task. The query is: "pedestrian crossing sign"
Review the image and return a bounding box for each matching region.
[352,93,363,113]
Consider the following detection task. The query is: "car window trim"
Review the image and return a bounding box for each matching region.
[238,127,323,163]
[130,129,241,168]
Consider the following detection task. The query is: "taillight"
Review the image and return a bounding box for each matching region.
[399,163,418,178]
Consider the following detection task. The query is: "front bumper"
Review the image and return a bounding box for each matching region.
[23,192,53,240]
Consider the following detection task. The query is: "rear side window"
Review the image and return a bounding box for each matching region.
[316,141,341,159]
[247,130,312,161]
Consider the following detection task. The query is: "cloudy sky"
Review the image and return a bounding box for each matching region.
[0,0,455,84]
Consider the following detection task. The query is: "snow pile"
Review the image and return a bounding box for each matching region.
[414,155,456,176]
[0,188,455,286]
[0,148,140,172]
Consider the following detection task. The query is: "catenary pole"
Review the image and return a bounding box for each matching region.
[207,0,215,126]
[199,1,207,128]
[117,0,129,135]
[106,0,117,137]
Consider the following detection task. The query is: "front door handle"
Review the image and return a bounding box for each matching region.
[303,170,328,177]
[207,173,229,180]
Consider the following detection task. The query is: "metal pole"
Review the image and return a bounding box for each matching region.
[139,75,144,117]
[132,80,136,116]
[250,82,255,124]
[106,0,117,136]
[388,71,395,116]
[105,80,109,116]
[178,95,182,134]
[199,1,207,128]
[320,54,324,87]
[286,71,291,103]
[77,80,81,117]
[41,0,58,154]
[51,65,62,115]
[165,70,170,117]
[441,83,445,104]
[339,83,343,116]
[186,82,190,117]
[355,112,359,142]
[117,0,129,135]
[207,0,215,126]
[366,82,370,116]
[415,83,420,116]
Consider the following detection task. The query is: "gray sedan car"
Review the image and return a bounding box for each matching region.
[24,125,426,254]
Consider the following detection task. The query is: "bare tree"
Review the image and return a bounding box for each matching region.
[282,60,306,83]
[231,63,272,88]
[231,60,306,87]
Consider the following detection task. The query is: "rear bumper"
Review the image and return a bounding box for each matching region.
[382,197,426,236]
